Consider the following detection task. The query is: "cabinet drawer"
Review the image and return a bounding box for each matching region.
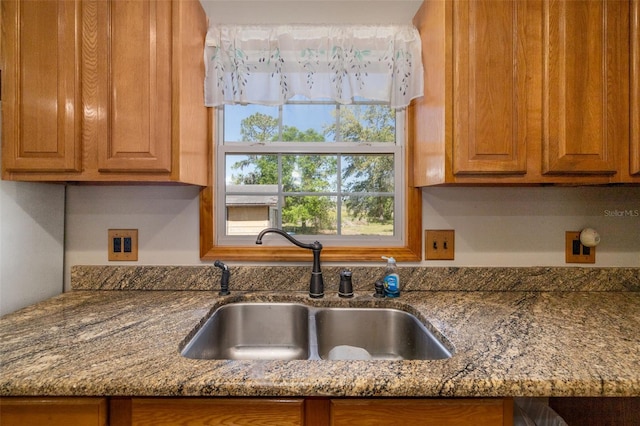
[330,398,513,426]
[124,398,304,426]
[0,397,107,426]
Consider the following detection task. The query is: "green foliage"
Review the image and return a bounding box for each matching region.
[324,105,395,143]
[234,112,334,233]
[230,104,396,234]
[325,105,396,223]
[239,112,278,142]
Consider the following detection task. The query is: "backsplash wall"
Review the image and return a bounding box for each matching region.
[64,185,640,290]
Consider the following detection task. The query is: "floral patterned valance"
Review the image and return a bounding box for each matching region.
[204,25,423,109]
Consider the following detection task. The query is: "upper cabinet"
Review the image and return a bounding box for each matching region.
[1,0,83,175]
[1,0,209,184]
[411,0,639,185]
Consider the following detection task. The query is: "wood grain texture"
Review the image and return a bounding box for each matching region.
[542,0,626,175]
[549,397,640,426]
[631,0,640,177]
[0,397,107,426]
[410,0,448,186]
[453,0,527,175]
[97,0,172,173]
[128,398,304,426]
[171,0,210,185]
[411,0,634,185]
[1,0,82,175]
[329,399,513,426]
[305,398,330,426]
[3,0,209,184]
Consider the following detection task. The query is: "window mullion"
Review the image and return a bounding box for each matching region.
[220,143,397,154]
[336,155,342,236]
[277,153,283,228]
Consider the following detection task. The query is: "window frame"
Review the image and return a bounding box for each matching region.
[200,106,422,262]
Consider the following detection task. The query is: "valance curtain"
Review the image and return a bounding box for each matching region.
[204,25,423,109]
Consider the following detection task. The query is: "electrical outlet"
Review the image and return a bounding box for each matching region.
[108,229,138,261]
[425,230,455,260]
[565,231,595,264]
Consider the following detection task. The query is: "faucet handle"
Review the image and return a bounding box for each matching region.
[374,280,385,298]
[338,270,354,298]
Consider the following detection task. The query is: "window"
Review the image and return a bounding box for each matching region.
[218,98,402,245]
[200,99,422,262]
[199,24,423,262]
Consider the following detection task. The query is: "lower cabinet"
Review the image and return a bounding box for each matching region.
[0,397,108,426]
[110,397,305,426]
[0,396,513,426]
[329,398,513,426]
[549,397,640,426]
[114,397,513,426]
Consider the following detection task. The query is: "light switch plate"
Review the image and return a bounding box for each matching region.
[108,229,138,261]
[425,230,455,260]
[565,231,595,264]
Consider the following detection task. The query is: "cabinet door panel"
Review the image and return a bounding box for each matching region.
[542,0,627,175]
[97,0,172,172]
[0,397,107,426]
[330,399,511,426]
[128,398,304,426]
[452,0,527,175]
[1,0,82,173]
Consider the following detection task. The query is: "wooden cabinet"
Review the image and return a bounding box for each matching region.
[1,0,209,184]
[110,398,305,426]
[450,0,529,176]
[631,0,640,178]
[542,0,626,176]
[0,0,83,174]
[329,398,513,426]
[549,397,640,426]
[105,397,512,426]
[1,396,513,426]
[0,397,108,426]
[411,0,637,185]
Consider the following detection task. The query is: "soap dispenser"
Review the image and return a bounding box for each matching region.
[382,256,400,298]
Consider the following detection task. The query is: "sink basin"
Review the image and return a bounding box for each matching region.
[180,302,452,361]
[314,307,451,360]
[181,303,310,360]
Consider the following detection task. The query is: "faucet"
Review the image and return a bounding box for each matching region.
[255,228,324,298]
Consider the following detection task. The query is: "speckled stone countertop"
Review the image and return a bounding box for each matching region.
[1,266,639,398]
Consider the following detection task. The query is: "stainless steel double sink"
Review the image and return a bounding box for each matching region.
[180,303,453,361]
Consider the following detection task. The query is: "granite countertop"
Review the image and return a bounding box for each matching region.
[1,266,639,398]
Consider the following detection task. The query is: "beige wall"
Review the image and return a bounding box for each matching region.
[0,111,65,315]
[64,185,640,290]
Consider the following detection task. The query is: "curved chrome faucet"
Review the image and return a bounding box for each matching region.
[255,228,324,298]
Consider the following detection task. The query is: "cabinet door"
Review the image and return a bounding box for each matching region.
[452,0,528,175]
[542,0,627,175]
[117,398,304,426]
[631,0,640,176]
[1,0,82,174]
[330,398,512,426]
[92,0,172,173]
[0,397,107,426]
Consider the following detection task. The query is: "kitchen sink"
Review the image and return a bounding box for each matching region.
[181,303,310,360]
[180,302,452,361]
[314,307,451,360]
